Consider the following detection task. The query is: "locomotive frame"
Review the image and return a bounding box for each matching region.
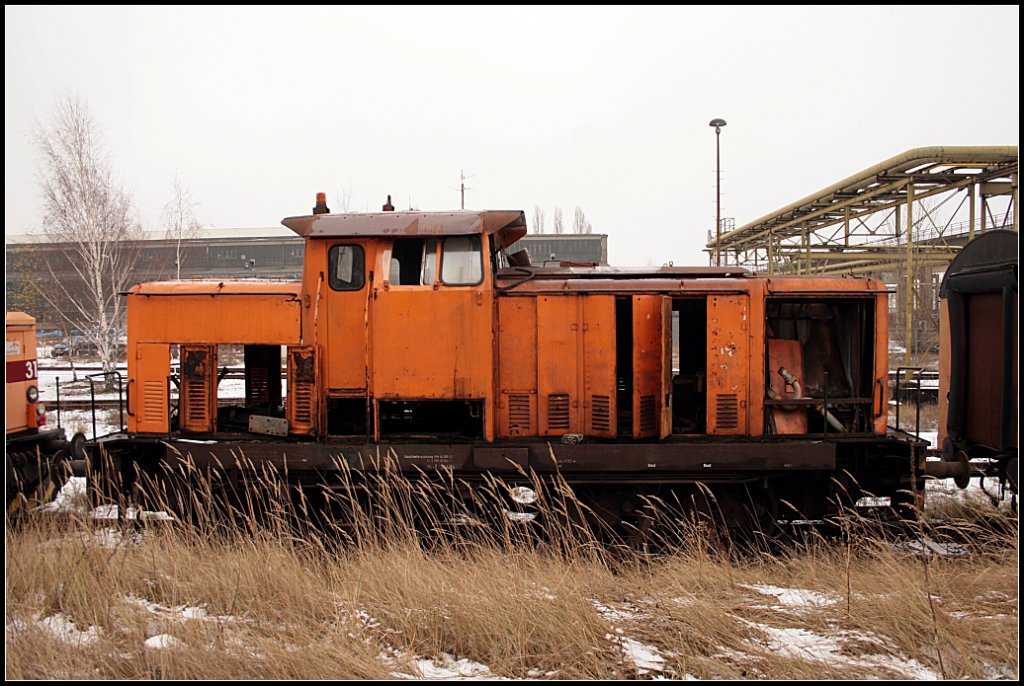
[77,200,930,531]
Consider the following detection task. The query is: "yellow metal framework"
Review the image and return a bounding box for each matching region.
[709,146,1018,364]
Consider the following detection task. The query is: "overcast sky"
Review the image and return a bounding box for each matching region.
[4,5,1019,266]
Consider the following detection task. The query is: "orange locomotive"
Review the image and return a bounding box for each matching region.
[5,311,81,511]
[95,195,924,529]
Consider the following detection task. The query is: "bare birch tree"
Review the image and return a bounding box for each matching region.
[553,207,564,235]
[532,205,545,234]
[162,172,202,279]
[572,206,593,234]
[335,186,354,213]
[32,93,141,376]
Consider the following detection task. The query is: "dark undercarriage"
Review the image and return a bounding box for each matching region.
[86,432,923,542]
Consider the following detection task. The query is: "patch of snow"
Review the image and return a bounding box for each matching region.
[355,609,382,629]
[37,477,175,524]
[148,599,200,619]
[927,473,1014,507]
[51,408,124,440]
[125,595,239,624]
[411,653,498,680]
[592,599,672,676]
[606,633,671,676]
[351,610,500,681]
[36,613,102,647]
[744,621,942,680]
[38,476,89,513]
[525,668,559,678]
[591,599,643,621]
[144,633,184,650]
[739,584,838,611]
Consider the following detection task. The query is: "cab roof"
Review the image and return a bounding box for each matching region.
[281,210,528,249]
[6,311,35,328]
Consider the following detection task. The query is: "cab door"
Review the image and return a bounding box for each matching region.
[129,343,169,433]
[707,295,749,435]
[180,345,217,433]
[633,295,672,439]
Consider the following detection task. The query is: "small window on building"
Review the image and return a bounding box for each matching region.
[328,244,365,291]
[441,236,483,285]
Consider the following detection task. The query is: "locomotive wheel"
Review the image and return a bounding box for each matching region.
[5,452,23,514]
[5,450,71,517]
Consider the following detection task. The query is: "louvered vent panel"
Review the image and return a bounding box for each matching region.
[716,394,739,429]
[591,394,611,433]
[508,394,532,434]
[639,395,656,434]
[548,393,570,431]
[143,381,165,424]
[292,384,313,425]
[186,383,208,421]
[181,348,212,431]
[287,347,317,435]
[247,366,270,406]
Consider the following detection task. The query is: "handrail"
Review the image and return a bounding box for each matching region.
[85,371,125,437]
[892,366,923,437]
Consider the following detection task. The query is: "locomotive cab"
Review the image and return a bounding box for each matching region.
[285,207,527,442]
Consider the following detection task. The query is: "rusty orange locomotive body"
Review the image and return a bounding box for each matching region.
[6,311,80,511]
[98,204,922,526]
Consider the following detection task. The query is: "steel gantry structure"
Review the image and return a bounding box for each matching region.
[708,146,1018,364]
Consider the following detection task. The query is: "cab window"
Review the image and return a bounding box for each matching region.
[441,236,483,285]
[328,244,365,291]
[390,238,439,286]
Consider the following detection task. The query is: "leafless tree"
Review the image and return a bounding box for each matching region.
[335,186,354,213]
[532,205,545,234]
[32,93,142,376]
[162,172,202,279]
[553,207,564,235]
[572,206,593,234]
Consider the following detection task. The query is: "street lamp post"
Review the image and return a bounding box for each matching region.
[709,118,727,267]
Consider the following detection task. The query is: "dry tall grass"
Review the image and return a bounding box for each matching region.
[5,464,1018,680]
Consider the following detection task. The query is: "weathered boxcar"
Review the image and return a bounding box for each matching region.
[86,199,927,531]
[937,229,1018,498]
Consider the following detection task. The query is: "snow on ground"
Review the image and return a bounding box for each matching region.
[144,634,185,650]
[591,599,675,677]
[36,362,247,439]
[22,365,1011,679]
[739,584,838,613]
[37,476,176,539]
[743,619,943,680]
[124,596,240,624]
[407,654,500,680]
[350,608,508,680]
[722,582,948,679]
[6,613,103,648]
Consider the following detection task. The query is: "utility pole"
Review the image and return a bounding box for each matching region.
[709,118,727,267]
[459,169,473,210]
